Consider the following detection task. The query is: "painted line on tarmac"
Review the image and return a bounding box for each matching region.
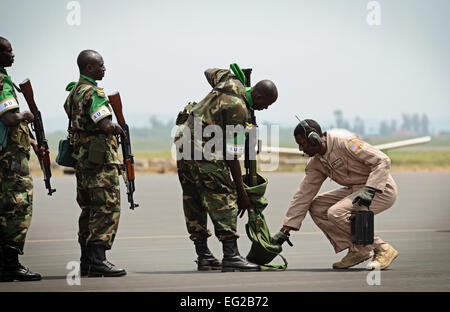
[26,228,443,244]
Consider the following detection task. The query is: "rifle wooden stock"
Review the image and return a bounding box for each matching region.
[125,159,135,180]
[108,92,126,125]
[19,78,55,196]
[108,91,139,210]
[19,79,38,113]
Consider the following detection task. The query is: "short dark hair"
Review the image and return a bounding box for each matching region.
[293,119,323,139]
[0,37,10,52]
[77,49,100,71]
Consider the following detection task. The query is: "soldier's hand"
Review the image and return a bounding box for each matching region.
[30,139,39,154]
[30,139,48,158]
[352,186,377,208]
[112,123,126,136]
[21,111,35,123]
[237,189,250,218]
[272,228,293,247]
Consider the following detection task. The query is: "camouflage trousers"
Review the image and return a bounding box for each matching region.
[76,164,121,250]
[0,152,33,255]
[177,159,239,242]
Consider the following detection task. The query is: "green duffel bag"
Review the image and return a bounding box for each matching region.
[244,174,288,271]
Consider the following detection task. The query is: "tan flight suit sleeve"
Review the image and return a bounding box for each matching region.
[345,138,391,192]
[284,159,327,230]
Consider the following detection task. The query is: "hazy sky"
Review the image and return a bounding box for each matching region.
[1,0,449,132]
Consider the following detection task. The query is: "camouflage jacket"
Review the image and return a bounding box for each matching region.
[63,75,120,169]
[0,67,30,160]
[175,68,250,160]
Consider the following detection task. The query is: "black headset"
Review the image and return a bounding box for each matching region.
[296,116,322,147]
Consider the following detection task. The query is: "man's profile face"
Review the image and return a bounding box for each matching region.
[0,40,15,68]
[253,97,272,111]
[295,134,317,157]
[86,55,106,81]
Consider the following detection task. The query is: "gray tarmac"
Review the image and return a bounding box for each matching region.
[1,172,450,292]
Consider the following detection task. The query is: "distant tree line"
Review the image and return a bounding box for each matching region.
[332,110,430,137]
[379,113,430,136]
[130,112,431,141]
[332,110,366,135]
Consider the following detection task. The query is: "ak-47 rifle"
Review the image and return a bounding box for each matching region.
[108,92,139,210]
[243,68,259,187]
[19,79,56,196]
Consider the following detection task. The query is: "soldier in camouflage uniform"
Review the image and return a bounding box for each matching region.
[174,67,278,272]
[0,37,43,282]
[63,50,126,277]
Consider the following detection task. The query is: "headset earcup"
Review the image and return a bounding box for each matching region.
[308,132,322,146]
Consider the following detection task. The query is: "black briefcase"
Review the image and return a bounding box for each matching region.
[350,209,374,245]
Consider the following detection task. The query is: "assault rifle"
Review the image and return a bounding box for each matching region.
[108,92,139,210]
[19,79,56,196]
[243,68,259,187]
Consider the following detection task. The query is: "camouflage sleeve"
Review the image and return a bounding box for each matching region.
[63,81,76,118]
[0,75,19,117]
[88,87,112,124]
[223,100,248,158]
[204,68,232,87]
[223,99,247,127]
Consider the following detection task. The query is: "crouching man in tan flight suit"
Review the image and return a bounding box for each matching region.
[273,119,399,270]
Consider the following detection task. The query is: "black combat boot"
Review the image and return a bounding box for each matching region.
[0,247,12,282]
[194,239,222,271]
[221,238,260,272]
[80,244,89,277]
[87,245,126,277]
[2,249,42,282]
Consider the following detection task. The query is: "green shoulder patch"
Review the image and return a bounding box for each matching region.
[65,81,77,91]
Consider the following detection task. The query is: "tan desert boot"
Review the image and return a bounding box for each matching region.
[332,246,373,269]
[366,243,399,270]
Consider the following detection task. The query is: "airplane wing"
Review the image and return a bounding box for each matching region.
[260,136,432,156]
[372,136,431,151]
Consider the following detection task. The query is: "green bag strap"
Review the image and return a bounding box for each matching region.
[259,254,288,271]
[245,222,288,271]
[230,63,246,85]
[229,63,253,108]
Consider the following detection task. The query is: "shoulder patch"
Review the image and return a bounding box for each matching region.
[96,88,106,98]
[347,139,363,153]
[65,81,77,92]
